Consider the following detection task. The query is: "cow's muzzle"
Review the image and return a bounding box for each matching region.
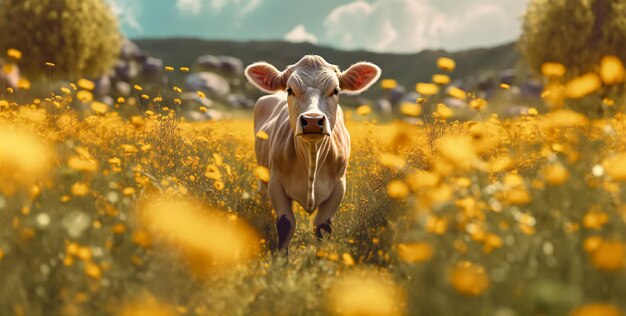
[298,113,330,136]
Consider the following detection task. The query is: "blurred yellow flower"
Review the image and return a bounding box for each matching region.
[90,101,108,114]
[399,102,421,117]
[256,130,269,140]
[602,154,626,181]
[380,79,397,89]
[356,105,372,116]
[437,57,456,71]
[436,135,476,169]
[387,180,409,199]
[541,62,566,77]
[119,293,177,316]
[205,164,222,180]
[432,74,450,85]
[164,66,174,71]
[138,197,260,270]
[570,303,622,316]
[6,48,22,60]
[448,87,467,100]
[544,163,569,185]
[589,239,625,271]
[469,98,487,110]
[397,242,434,263]
[0,126,51,195]
[600,55,625,85]
[416,83,439,95]
[583,208,608,230]
[565,73,602,99]
[77,79,95,91]
[71,182,89,196]
[379,152,406,170]
[327,270,404,316]
[76,90,93,103]
[435,103,454,119]
[449,261,490,296]
[254,165,270,183]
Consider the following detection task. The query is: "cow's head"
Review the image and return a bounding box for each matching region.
[245,55,380,140]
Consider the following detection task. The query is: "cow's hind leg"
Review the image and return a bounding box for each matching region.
[269,180,295,255]
[314,178,346,240]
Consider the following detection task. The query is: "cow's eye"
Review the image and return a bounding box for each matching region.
[287,88,293,96]
[332,88,339,96]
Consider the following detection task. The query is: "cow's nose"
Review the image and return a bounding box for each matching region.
[300,113,326,134]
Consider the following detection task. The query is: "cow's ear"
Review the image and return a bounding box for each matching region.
[245,62,287,93]
[339,62,381,95]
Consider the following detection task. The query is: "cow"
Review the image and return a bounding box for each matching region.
[244,55,381,254]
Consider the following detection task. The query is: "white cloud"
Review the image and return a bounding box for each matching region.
[285,25,318,44]
[176,0,262,16]
[177,0,203,15]
[107,0,142,33]
[323,0,527,53]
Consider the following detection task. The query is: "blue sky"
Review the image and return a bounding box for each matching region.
[108,0,530,53]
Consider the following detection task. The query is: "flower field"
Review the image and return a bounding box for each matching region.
[2,52,626,316]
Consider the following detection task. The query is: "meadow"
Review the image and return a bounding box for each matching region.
[1,53,626,316]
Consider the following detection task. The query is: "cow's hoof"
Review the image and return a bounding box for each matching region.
[315,222,332,240]
[277,215,291,249]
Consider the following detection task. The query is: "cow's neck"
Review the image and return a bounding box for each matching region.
[294,136,330,211]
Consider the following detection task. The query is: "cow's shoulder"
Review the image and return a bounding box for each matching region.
[254,93,287,132]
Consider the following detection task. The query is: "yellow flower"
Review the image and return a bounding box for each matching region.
[397,242,434,263]
[435,103,454,119]
[71,182,89,196]
[180,67,190,72]
[469,98,487,110]
[173,86,182,93]
[77,79,95,91]
[197,91,206,98]
[449,261,490,296]
[500,83,510,89]
[432,74,450,85]
[164,66,174,71]
[602,153,626,181]
[356,105,371,116]
[399,102,421,117]
[565,73,602,99]
[134,84,143,91]
[448,87,467,100]
[6,48,22,60]
[570,303,622,316]
[416,83,439,95]
[205,164,222,180]
[254,166,270,183]
[45,62,55,67]
[437,57,456,71]
[256,130,269,140]
[379,152,406,170]
[387,180,409,199]
[541,62,566,77]
[544,163,569,185]
[600,55,625,85]
[76,90,93,103]
[90,101,108,114]
[589,239,625,271]
[327,270,404,316]
[380,79,397,89]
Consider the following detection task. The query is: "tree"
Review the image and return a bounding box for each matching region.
[0,0,122,79]
[520,0,626,77]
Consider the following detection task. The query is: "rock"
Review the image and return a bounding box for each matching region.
[120,38,141,60]
[388,85,406,104]
[100,95,114,106]
[115,81,132,96]
[184,72,231,97]
[226,93,254,108]
[373,98,392,115]
[521,79,543,98]
[0,62,19,88]
[141,57,163,79]
[114,60,139,82]
[218,56,244,75]
[180,92,214,108]
[93,75,111,97]
[197,55,220,69]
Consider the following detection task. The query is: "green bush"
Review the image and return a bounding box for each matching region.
[520,0,626,77]
[0,0,122,79]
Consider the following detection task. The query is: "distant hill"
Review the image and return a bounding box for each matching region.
[134,38,522,90]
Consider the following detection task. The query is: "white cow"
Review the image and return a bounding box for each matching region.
[245,55,381,253]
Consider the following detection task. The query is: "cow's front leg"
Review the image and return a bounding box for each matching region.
[269,179,295,254]
[314,178,346,240]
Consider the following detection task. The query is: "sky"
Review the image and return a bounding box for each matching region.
[108,0,530,53]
